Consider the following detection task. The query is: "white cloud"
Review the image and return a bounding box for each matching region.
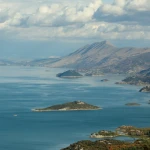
[125,0,150,11]
[0,0,150,41]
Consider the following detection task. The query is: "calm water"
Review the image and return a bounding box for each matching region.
[0,66,150,150]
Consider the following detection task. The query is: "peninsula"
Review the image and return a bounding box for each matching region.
[62,138,150,150]
[139,86,150,92]
[32,101,101,112]
[90,125,150,139]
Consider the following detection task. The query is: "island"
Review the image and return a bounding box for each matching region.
[32,101,101,112]
[125,103,141,106]
[139,86,150,92]
[56,70,83,78]
[101,79,109,82]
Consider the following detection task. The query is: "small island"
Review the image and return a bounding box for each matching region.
[56,70,83,78]
[32,101,101,112]
[125,103,140,106]
[101,79,109,82]
[139,86,150,92]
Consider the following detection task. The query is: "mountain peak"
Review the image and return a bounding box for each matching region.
[100,40,114,47]
[89,41,115,49]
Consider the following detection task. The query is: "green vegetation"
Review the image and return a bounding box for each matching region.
[32,101,100,111]
[61,139,150,150]
[116,125,150,138]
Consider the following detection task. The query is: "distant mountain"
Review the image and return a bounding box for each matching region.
[22,58,60,66]
[1,41,150,74]
[0,58,60,67]
[47,41,150,73]
[0,59,15,66]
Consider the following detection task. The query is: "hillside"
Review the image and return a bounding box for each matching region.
[118,68,150,86]
[46,41,150,73]
[2,41,150,74]
[61,139,150,150]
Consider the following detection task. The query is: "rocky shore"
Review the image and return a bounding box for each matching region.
[139,86,150,92]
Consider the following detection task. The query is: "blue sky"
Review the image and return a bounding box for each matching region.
[0,0,150,59]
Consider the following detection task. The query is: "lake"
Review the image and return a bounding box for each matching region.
[0,66,150,150]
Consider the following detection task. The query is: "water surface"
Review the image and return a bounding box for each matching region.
[0,66,150,150]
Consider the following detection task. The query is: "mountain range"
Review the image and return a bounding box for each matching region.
[44,40,150,73]
[1,40,150,74]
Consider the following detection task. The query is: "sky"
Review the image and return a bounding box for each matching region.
[0,0,150,59]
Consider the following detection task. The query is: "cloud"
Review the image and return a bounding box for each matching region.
[94,0,150,25]
[0,0,150,41]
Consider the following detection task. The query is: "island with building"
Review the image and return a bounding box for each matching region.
[32,101,101,112]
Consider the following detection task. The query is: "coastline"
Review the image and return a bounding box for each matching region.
[32,108,102,112]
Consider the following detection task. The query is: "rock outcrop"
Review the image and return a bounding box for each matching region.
[139,86,150,92]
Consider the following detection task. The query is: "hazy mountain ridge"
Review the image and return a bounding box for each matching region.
[1,41,150,74]
[0,59,15,66]
[47,41,150,73]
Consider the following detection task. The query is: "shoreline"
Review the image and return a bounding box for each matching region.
[32,108,102,112]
